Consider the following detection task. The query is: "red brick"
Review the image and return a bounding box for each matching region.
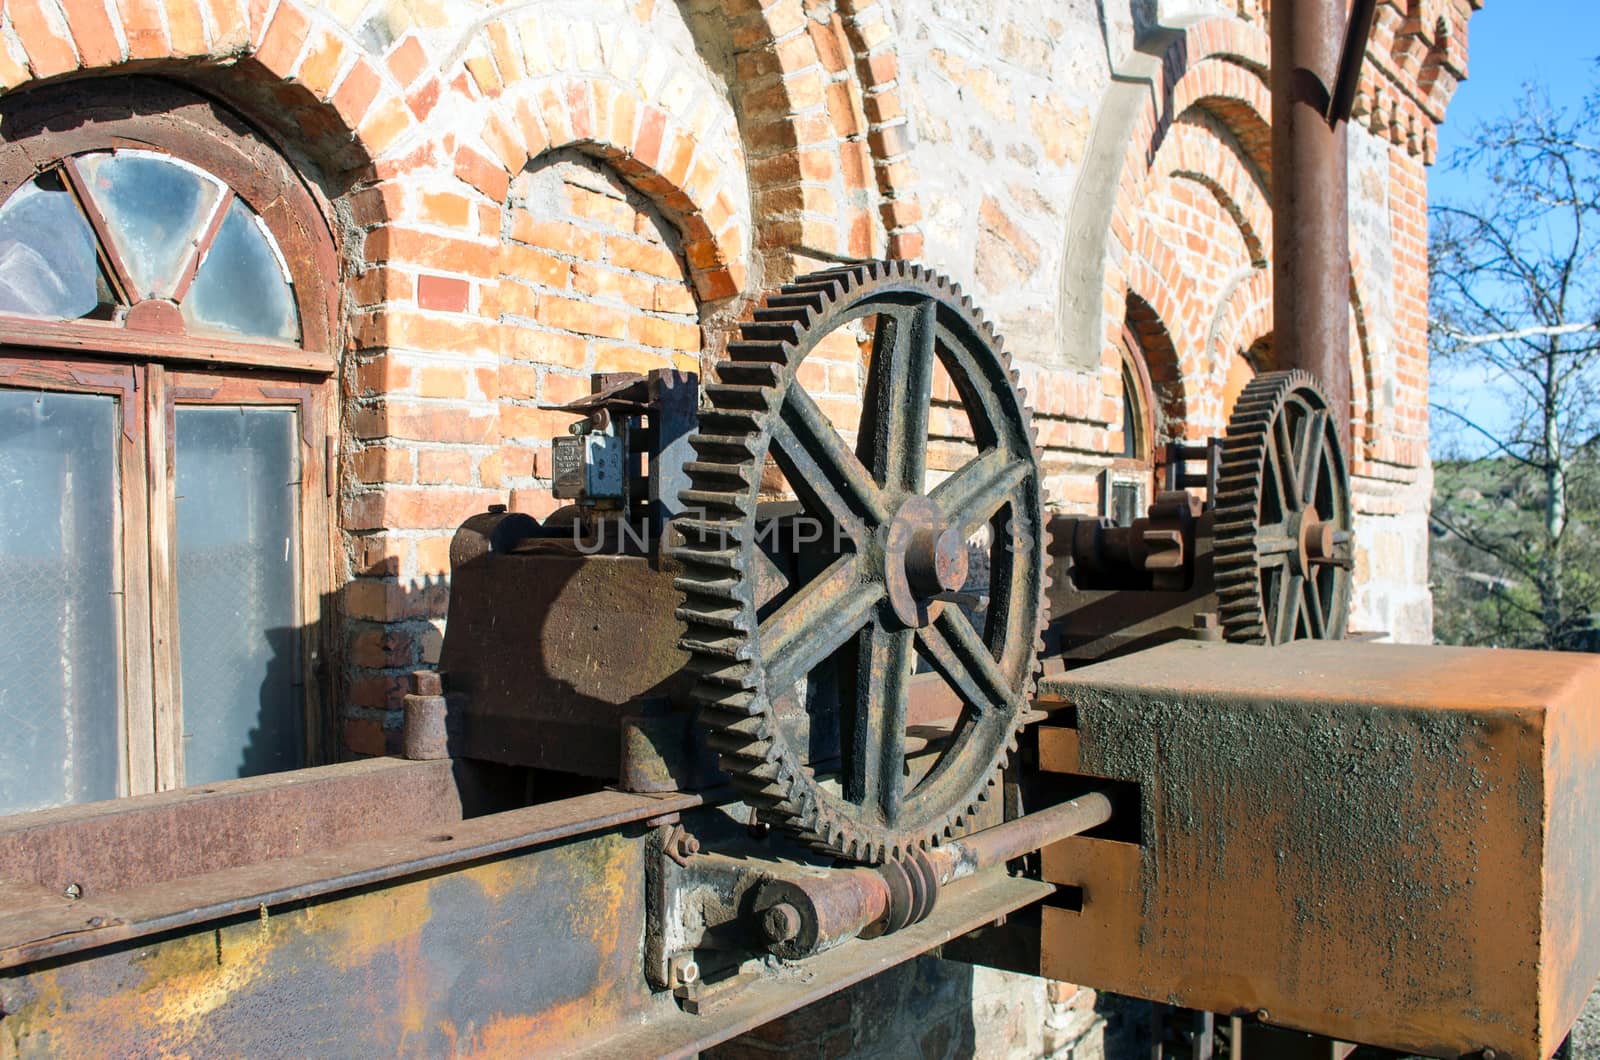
[386,34,428,86]
[417,274,471,312]
[11,1,80,75]
[512,217,603,259]
[417,448,473,485]
[332,59,382,122]
[607,236,682,281]
[535,295,630,339]
[628,315,700,351]
[60,0,121,66]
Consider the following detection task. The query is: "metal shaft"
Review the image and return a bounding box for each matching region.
[756,792,1113,959]
[1271,0,1353,453]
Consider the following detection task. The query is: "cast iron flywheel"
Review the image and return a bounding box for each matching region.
[672,262,1049,864]
[1213,370,1355,644]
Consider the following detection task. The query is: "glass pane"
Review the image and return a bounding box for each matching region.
[181,199,299,342]
[0,171,115,321]
[1111,480,1143,528]
[0,388,123,813]
[77,150,224,299]
[174,406,303,785]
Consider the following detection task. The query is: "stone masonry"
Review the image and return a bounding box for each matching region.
[0,0,1478,1050]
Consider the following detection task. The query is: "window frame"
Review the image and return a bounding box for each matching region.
[1105,328,1160,525]
[0,80,339,800]
[0,79,338,372]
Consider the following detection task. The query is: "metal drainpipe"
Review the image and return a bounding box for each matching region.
[1271,0,1355,453]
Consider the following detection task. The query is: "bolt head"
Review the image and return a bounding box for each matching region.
[760,902,803,945]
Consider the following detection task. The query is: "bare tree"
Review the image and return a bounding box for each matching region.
[1429,77,1600,649]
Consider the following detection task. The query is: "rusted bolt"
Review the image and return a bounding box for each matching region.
[86,916,105,928]
[663,824,700,866]
[1481,1050,1497,1060]
[1255,1009,1270,1023]
[670,956,699,987]
[409,670,443,697]
[63,882,81,900]
[760,903,803,945]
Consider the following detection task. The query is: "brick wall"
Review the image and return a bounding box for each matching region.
[0,0,1478,1049]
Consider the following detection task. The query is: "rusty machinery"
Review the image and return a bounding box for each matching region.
[1,262,1599,1060]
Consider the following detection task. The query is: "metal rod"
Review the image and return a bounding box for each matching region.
[755,791,1114,958]
[927,791,1114,887]
[1328,0,1380,125]
[1271,0,1354,453]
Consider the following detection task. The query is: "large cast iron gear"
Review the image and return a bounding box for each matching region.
[672,261,1050,865]
[1213,369,1355,644]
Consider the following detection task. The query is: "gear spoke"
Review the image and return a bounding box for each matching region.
[843,620,914,823]
[1305,573,1327,639]
[1298,409,1327,508]
[1258,532,1297,556]
[761,556,883,694]
[859,298,938,494]
[930,448,1029,538]
[923,606,1018,714]
[1273,570,1302,644]
[1272,415,1301,514]
[775,384,890,533]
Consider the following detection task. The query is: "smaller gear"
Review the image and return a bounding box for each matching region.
[1212,370,1354,645]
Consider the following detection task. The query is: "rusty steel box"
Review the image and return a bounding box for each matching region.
[1036,640,1600,1060]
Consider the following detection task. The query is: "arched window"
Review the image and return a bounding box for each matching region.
[0,81,337,814]
[1106,330,1158,526]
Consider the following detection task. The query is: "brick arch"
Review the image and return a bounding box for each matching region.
[1154,117,1273,267]
[682,0,921,273]
[454,15,752,304]
[1209,266,1275,373]
[1123,269,1191,438]
[1347,254,1378,463]
[0,0,426,173]
[1057,16,1271,381]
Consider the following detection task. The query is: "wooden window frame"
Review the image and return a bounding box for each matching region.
[0,78,338,374]
[0,79,339,798]
[0,355,155,794]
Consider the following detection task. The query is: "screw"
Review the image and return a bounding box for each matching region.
[63,882,81,900]
[760,903,803,945]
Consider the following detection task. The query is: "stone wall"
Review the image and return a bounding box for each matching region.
[0,0,1476,1050]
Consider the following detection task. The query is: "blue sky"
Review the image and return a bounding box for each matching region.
[1426,1,1600,457]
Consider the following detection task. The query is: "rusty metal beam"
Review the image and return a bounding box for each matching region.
[1271,0,1354,451]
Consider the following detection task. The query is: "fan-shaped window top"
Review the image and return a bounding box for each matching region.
[0,149,299,343]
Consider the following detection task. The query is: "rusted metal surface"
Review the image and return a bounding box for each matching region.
[0,768,697,969]
[440,544,698,781]
[0,756,1045,1058]
[576,871,1054,1060]
[1271,0,1353,449]
[1,829,654,1057]
[1036,640,1600,1059]
[0,758,466,901]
